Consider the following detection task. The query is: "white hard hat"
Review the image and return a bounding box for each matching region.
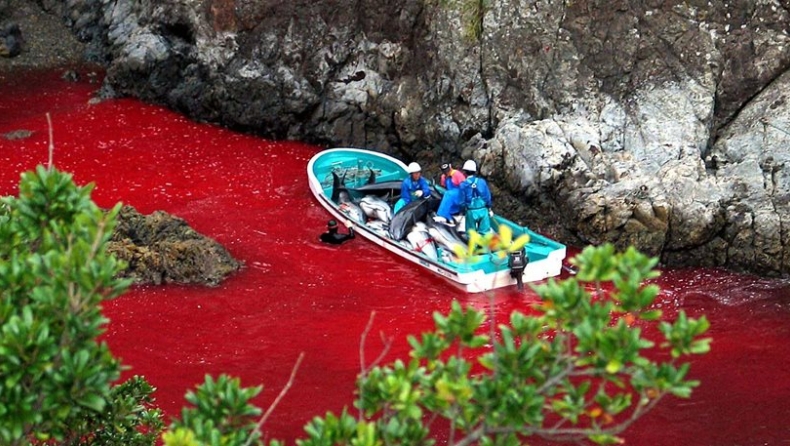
[407,162,422,173]
[462,160,477,172]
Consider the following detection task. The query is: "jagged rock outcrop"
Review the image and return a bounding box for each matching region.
[33,0,790,277]
[108,205,242,286]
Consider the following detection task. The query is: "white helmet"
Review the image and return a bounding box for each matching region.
[462,160,477,172]
[407,162,422,173]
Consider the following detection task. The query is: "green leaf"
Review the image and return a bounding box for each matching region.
[639,309,662,321]
[76,393,106,412]
[605,359,623,374]
[689,338,712,354]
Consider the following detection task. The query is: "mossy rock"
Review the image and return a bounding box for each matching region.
[107,205,242,286]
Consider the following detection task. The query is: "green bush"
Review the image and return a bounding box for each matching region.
[288,244,710,446]
[0,166,162,445]
[163,245,710,446]
[163,375,265,446]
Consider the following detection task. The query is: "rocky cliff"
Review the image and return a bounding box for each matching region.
[17,0,790,277]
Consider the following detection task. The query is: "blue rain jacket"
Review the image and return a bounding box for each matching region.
[460,176,493,233]
[394,176,431,213]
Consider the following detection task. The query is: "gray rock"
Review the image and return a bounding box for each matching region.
[0,23,22,57]
[14,0,790,277]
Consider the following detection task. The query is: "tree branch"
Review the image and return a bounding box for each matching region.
[246,352,305,446]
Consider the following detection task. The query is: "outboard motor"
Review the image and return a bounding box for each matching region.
[508,248,529,290]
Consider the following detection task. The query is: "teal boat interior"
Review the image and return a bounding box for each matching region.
[313,150,406,199]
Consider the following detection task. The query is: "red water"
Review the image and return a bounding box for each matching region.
[2,68,789,445]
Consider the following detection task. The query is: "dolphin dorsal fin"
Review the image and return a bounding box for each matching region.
[331,172,343,203]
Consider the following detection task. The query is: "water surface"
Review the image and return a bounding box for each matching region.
[1,68,788,445]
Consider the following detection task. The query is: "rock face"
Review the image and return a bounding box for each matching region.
[0,0,88,71]
[34,0,790,277]
[108,206,242,286]
[0,23,23,57]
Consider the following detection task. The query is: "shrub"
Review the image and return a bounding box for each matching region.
[0,166,162,445]
[164,244,710,446]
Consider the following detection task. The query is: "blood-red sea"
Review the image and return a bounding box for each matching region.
[1,68,789,445]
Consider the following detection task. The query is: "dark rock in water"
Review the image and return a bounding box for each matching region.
[107,205,242,286]
[97,82,117,99]
[61,69,79,81]
[0,23,22,57]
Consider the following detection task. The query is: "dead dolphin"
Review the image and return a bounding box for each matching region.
[407,222,438,261]
[359,195,392,223]
[348,180,403,198]
[388,197,440,240]
[426,215,466,254]
[331,172,366,224]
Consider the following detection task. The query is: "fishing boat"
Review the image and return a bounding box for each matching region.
[307,147,566,292]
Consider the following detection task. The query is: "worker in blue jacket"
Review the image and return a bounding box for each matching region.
[459,160,493,234]
[394,162,431,214]
[434,162,466,226]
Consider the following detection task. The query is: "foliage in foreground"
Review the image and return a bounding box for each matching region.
[0,166,162,445]
[0,166,711,445]
[161,247,710,445]
[284,244,711,446]
[163,375,266,446]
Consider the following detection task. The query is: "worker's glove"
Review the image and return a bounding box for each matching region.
[414,190,424,198]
